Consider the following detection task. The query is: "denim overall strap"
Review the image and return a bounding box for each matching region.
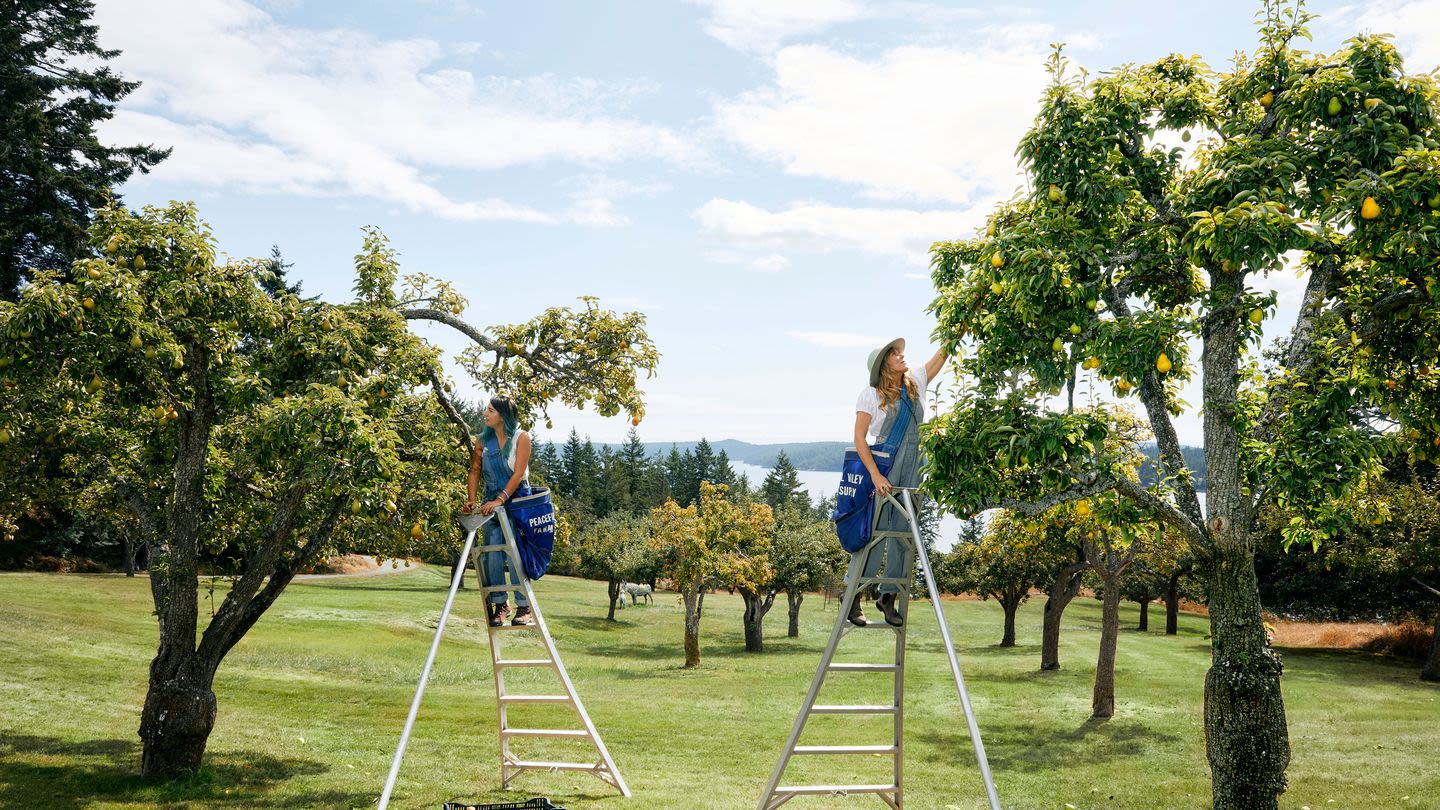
[874,385,915,457]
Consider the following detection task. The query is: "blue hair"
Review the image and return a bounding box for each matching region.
[480,396,521,456]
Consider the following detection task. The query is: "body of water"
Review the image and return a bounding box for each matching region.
[730,460,1207,552]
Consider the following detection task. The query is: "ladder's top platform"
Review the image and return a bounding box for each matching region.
[458,512,493,532]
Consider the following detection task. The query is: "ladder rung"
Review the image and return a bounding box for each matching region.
[506,760,602,772]
[495,659,553,668]
[476,546,511,554]
[793,745,898,756]
[843,622,900,631]
[499,695,573,704]
[810,704,897,714]
[857,577,911,585]
[502,728,590,738]
[480,585,526,593]
[774,784,899,797]
[826,663,898,672]
[490,623,539,631]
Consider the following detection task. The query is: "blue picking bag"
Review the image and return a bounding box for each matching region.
[833,448,891,552]
[831,386,914,553]
[505,486,555,580]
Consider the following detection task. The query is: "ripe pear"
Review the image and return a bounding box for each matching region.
[1361,197,1381,220]
[1070,324,1083,335]
[1428,193,1440,210]
[1052,336,1064,353]
[85,375,103,395]
[153,405,168,420]
[0,357,10,369]
[991,252,1005,269]
[1249,307,1265,325]
[1327,96,1343,116]
[990,281,1004,295]
[105,235,121,254]
[134,255,146,270]
[1116,379,1132,393]
[172,354,184,370]
[145,346,157,360]
[130,334,143,350]
[1181,130,1191,142]
[986,223,995,237]
[1365,97,1381,110]
[1260,90,1275,108]
[1075,499,1092,517]
[351,499,363,515]
[1156,352,1173,374]
[546,418,554,430]
[1086,299,1098,311]
[1084,356,1099,370]
[632,415,642,426]
[87,267,104,280]
[410,522,425,540]
[82,297,96,312]
[1048,184,1062,203]
[384,499,398,514]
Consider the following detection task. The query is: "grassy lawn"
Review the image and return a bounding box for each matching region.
[1,569,1436,810]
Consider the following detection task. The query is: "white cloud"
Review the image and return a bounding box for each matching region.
[712,35,1054,204]
[692,0,868,53]
[789,330,889,348]
[706,249,791,272]
[94,0,692,224]
[694,198,976,262]
[1327,1,1440,72]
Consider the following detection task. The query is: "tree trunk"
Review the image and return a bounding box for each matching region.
[1201,274,1290,809]
[138,670,217,776]
[1137,599,1150,632]
[1203,544,1290,809]
[1000,594,1020,648]
[1165,570,1182,635]
[682,581,702,668]
[123,534,136,577]
[741,588,775,653]
[1420,605,1440,683]
[1092,578,1121,718]
[787,590,802,638]
[1041,561,1086,670]
[607,579,621,622]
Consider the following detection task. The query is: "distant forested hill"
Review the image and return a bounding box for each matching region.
[1138,443,1207,491]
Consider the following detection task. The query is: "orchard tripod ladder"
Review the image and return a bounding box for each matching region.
[378,510,629,809]
[756,487,1001,810]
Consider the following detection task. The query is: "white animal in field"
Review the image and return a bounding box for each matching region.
[621,581,653,605]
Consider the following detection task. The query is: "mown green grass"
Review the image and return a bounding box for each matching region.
[1,569,1436,810]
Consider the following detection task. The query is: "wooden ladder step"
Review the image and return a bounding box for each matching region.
[490,623,539,631]
[495,659,552,668]
[810,704,897,714]
[793,745,898,756]
[501,728,590,739]
[498,695,573,704]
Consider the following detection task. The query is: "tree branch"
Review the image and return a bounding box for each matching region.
[1254,253,1338,449]
[428,366,473,456]
[1414,577,1440,600]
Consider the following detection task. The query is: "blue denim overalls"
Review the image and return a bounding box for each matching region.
[482,433,529,607]
[856,385,922,593]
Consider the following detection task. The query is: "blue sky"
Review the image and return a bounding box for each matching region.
[96,0,1440,447]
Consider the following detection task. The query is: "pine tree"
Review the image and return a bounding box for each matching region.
[260,245,303,298]
[713,449,737,489]
[559,429,585,498]
[1,0,169,299]
[761,450,806,513]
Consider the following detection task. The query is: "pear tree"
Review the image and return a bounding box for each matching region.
[0,201,658,777]
[923,4,1440,807]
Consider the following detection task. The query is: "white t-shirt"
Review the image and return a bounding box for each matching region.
[487,429,531,481]
[856,365,929,443]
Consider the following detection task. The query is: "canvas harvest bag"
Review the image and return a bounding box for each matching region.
[506,486,555,581]
[831,386,915,553]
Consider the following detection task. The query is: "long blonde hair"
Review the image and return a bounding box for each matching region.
[876,350,918,412]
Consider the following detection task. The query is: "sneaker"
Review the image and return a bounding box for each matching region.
[511,605,534,626]
[877,592,904,627]
[846,596,868,627]
[488,601,510,627]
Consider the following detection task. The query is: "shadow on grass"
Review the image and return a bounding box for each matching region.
[915,716,1183,772]
[1276,645,1434,687]
[0,733,368,808]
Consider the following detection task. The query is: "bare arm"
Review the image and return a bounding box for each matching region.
[924,346,948,384]
[465,444,482,511]
[854,411,892,497]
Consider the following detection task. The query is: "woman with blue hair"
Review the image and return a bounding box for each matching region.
[466,395,534,627]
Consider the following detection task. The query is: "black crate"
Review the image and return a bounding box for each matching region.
[442,800,563,810]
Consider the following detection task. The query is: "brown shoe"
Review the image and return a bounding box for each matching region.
[488,602,510,627]
[846,595,867,627]
[877,592,904,627]
[511,605,534,626]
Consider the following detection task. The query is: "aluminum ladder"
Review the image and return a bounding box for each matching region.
[378,510,629,809]
[756,487,1001,810]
